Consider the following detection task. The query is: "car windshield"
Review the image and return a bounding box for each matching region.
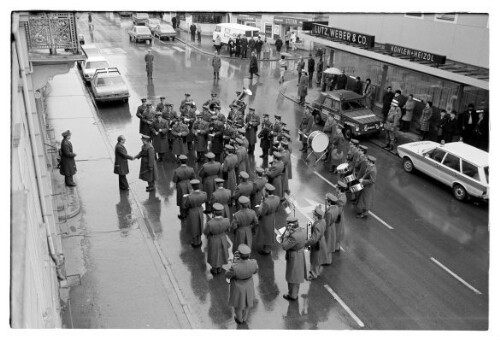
[86,61,109,69]
[136,27,150,34]
[136,13,149,18]
[347,100,365,109]
[96,75,125,86]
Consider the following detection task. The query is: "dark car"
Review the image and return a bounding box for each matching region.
[311,90,382,139]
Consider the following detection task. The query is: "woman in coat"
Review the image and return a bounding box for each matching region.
[419,101,433,140]
[59,130,77,186]
[401,94,415,132]
[305,206,329,279]
[212,51,221,80]
[203,203,230,275]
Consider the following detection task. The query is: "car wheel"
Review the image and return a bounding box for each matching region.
[344,128,353,140]
[453,184,468,201]
[402,157,414,173]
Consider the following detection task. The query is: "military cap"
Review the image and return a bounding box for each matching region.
[185,93,191,97]
[195,110,202,116]
[255,167,264,174]
[249,107,255,112]
[146,102,152,106]
[367,155,377,163]
[212,202,224,211]
[351,139,360,145]
[141,134,151,141]
[274,115,282,120]
[263,113,270,117]
[313,205,325,217]
[229,103,239,108]
[286,216,298,224]
[160,96,166,99]
[190,179,201,185]
[273,151,282,159]
[215,178,225,184]
[154,111,162,116]
[205,152,215,159]
[141,98,147,102]
[239,171,249,179]
[178,154,188,160]
[225,144,234,150]
[337,180,348,189]
[359,145,368,152]
[238,196,250,204]
[265,183,275,192]
[211,92,217,96]
[61,130,72,137]
[326,193,338,202]
[237,244,251,255]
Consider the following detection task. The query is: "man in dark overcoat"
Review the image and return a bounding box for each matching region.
[156,96,166,112]
[249,51,259,80]
[171,117,189,161]
[172,154,195,219]
[150,112,169,161]
[233,171,253,208]
[114,135,135,190]
[192,112,210,162]
[281,216,307,301]
[305,206,329,280]
[161,103,177,149]
[258,114,272,160]
[324,193,339,264]
[203,203,230,275]
[298,70,308,105]
[209,116,225,162]
[280,141,291,195]
[145,49,154,78]
[183,179,207,247]
[256,183,280,255]
[240,36,248,58]
[234,139,249,177]
[265,151,284,199]
[226,244,258,324]
[355,155,377,219]
[135,135,157,192]
[381,86,394,122]
[211,178,232,221]
[199,152,222,212]
[245,107,260,154]
[137,101,154,136]
[222,145,238,195]
[189,23,196,41]
[250,167,268,210]
[60,130,77,186]
[231,196,258,251]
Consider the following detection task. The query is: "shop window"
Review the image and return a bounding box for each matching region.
[192,13,223,24]
[435,13,458,24]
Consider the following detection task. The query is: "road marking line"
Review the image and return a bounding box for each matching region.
[430,257,482,295]
[324,284,365,328]
[313,170,338,187]
[368,212,394,230]
[172,46,184,52]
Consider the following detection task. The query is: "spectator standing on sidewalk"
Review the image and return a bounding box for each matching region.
[353,76,362,95]
[275,36,283,53]
[443,110,460,143]
[471,110,488,151]
[278,55,288,83]
[381,86,394,122]
[255,36,263,59]
[419,101,433,140]
[197,24,202,43]
[114,135,135,191]
[262,38,271,59]
[363,78,375,110]
[235,35,241,58]
[460,103,478,145]
[297,56,305,84]
[240,35,248,58]
[190,23,196,41]
[401,94,415,132]
[298,70,308,105]
[249,51,259,80]
[307,53,315,85]
[316,58,323,86]
[214,35,222,54]
[145,49,154,79]
[290,31,297,51]
[228,39,236,57]
[436,109,449,142]
[59,130,77,187]
[336,70,347,90]
[135,135,157,192]
[171,15,177,29]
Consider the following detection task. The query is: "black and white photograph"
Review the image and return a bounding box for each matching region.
[5,1,498,338]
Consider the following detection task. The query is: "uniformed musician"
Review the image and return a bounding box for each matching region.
[235,138,249,176]
[183,179,207,247]
[211,178,232,221]
[280,140,291,196]
[161,103,177,150]
[251,167,268,210]
[335,181,348,252]
[150,112,169,161]
[245,107,260,154]
[222,144,238,196]
[199,152,222,212]
[256,183,280,255]
[258,113,273,161]
[136,98,148,134]
[138,101,155,137]
[305,205,329,280]
[233,171,254,208]
[203,202,230,276]
[281,216,307,301]
[179,93,196,115]
[356,155,377,219]
[231,196,258,250]
[192,112,210,163]
[209,115,225,162]
[265,151,284,199]
[172,155,195,219]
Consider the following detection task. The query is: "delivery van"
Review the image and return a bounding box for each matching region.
[213,23,260,45]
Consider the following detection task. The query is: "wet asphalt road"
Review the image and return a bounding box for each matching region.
[76,13,489,329]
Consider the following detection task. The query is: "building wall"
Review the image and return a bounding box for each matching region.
[327,13,489,68]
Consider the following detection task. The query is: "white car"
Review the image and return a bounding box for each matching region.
[147,18,161,30]
[90,68,130,103]
[397,141,488,201]
[80,56,109,82]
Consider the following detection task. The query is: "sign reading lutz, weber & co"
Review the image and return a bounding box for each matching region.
[311,23,375,48]
[385,44,447,64]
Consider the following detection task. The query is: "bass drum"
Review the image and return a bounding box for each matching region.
[307,131,329,153]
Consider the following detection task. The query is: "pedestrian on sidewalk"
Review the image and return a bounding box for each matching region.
[190,23,196,42]
[262,38,271,59]
[336,70,347,90]
[275,36,283,54]
[307,53,315,85]
[296,56,305,84]
[256,184,279,255]
[212,51,221,80]
[150,112,169,161]
[114,135,135,191]
[298,70,308,105]
[59,130,77,187]
[203,203,230,275]
[401,94,415,132]
[171,15,177,29]
[226,244,258,324]
[135,135,157,192]
[145,49,154,79]
[248,51,259,80]
[419,101,433,140]
[240,35,248,58]
[278,55,288,83]
[184,179,207,247]
[290,31,297,51]
[281,216,307,301]
[214,35,222,53]
[437,109,449,142]
[381,86,394,122]
[197,24,202,43]
[363,78,375,110]
[353,76,363,95]
[316,58,323,86]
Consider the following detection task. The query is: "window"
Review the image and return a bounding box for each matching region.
[323,97,334,110]
[341,101,351,111]
[96,76,124,86]
[264,23,272,38]
[435,13,457,24]
[461,160,480,181]
[245,31,252,37]
[348,100,364,109]
[405,13,424,19]
[224,28,231,35]
[429,148,446,163]
[442,153,461,172]
[192,13,223,24]
[215,26,221,32]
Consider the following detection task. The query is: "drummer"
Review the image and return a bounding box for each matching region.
[299,105,314,152]
[355,155,377,219]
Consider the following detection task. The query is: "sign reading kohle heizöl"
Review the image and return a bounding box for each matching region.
[385,44,447,64]
[311,23,375,48]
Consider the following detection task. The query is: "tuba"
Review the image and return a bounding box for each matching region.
[231,87,252,114]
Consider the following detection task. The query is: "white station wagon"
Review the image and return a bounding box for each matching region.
[397,141,489,201]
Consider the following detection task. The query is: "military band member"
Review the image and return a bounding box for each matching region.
[256,183,280,255]
[137,101,155,136]
[199,152,222,212]
[156,96,166,113]
[299,105,314,152]
[184,179,207,247]
[265,151,284,199]
[222,144,238,195]
[271,115,283,142]
[201,104,212,123]
[171,117,189,161]
[150,112,169,161]
[181,104,197,150]
[355,145,368,177]
[203,202,230,275]
[305,205,329,280]
[280,141,291,196]
[136,98,147,133]
[322,111,338,163]
[179,93,196,115]
[232,108,245,128]
[203,92,221,111]
[210,115,225,162]
[223,120,237,146]
[211,178,232,220]
[235,138,249,176]
[324,193,340,263]
[227,104,239,122]
[236,128,250,150]
[213,104,226,123]
[231,196,258,250]
[281,216,307,301]
[356,155,377,219]
[226,244,258,325]
[161,103,177,149]
[245,107,260,154]
[172,155,195,219]
[233,171,254,207]
[135,135,157,192]
[335,181,348,252]
[193,112,210,162]
[258,113,273,160]
[251,167,268,210]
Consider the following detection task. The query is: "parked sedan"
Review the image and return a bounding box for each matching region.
[397,141,489,201]
[128,26,153,44]
[80,56,109,83]
[147,18,161,30]
[90,68,130,103]
[132,12,149,26]
[151,23,176,41]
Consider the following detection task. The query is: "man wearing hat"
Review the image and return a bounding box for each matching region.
[347,139,361,173]
[244,107,260,154]
[145,49,154,78]
[222,145,238,195]
[156,96,166,112]
[231,196,258,250]
[136,97,147,123]
[181,103,197,150]
[236,128,250,149]
[256,183,280,255]
[258,114,273,161]
[227,104,239,123]
[209,115,225,162]
[211,178,232,220]
[384,99,402,151]
[161,103,177,150]
[299,106,314,151]
[336,69,347,90]
[114,135,135,190]
[135,135,157,192]
[235,138,249,178]
[192,112,210,162]
[204,92,221,110]
[226,244,258,324]
[179,93,192,115]
[183,179,207,247]
[381,86,395,122]
[172,155,195,218]
[271,115,283,142]
[249,167,266,207]
[233,171,254,208]
[335,181,348,252]
[281,216,307,300]
[280,141,291,195]
[203,203,231,275]
[199,152,222,212]
[305,205,329,280]
[150,111,169,161]
[355,155,377,219]
[324,193,340,264]
[201,105,212,123]
[137,101,155,136]
[59,130,77,187]
[248,50,259,80]
[171,117,189,160]
[323,111,339,163]
[354,145,368,179]
[298,70,308,105]
[223,120,237,148]
[265,151,284,199]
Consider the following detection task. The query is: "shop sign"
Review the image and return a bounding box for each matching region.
[265,24,273,38]
[385,44,446,64]
[274,16,305,26]
[238,15,257,22]
[311,23,375,48]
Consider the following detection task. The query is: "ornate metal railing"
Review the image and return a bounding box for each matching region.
[24,12,78,53]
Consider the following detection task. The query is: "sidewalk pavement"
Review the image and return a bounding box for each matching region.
[46,68,191,328]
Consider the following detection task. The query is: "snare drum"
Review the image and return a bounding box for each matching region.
[344,174,356,184]
[307,131,329,153]
[337,163,350,175]
[349,183,364,193]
